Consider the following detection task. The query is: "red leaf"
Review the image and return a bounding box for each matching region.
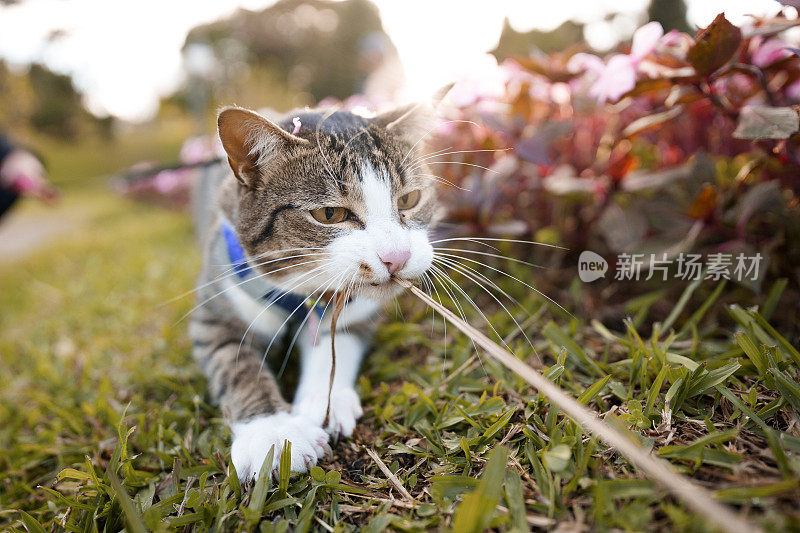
[687,14,743,77]
[606,143,638,181]
[688,185,718,220]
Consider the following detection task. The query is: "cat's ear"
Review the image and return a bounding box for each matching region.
[217,106,309,188]
[374,83,454,146]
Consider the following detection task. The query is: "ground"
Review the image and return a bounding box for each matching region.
[1,183,799,532]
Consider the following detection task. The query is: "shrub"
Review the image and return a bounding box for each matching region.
[431,11,800,295]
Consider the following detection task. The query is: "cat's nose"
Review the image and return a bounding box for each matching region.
[378,249,411,275]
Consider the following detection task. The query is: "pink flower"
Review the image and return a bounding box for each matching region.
[180,136,217,164]
[153,169,189,194]
[787,79,800,101]
[589,55,638,103]
[659,29,685,48]
[752,39,792,68]
[568,22,664,104]
[567,53,604,75]
[449,55,507,107]
[630,22,664,63]
[10,174,37,194]
[550,82,572,105]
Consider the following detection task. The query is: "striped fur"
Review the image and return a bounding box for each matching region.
[191,103,441,479]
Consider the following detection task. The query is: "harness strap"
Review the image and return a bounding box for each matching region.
[220,220,324,319]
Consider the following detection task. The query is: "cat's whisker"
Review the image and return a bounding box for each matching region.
[274,269,350,379]
[429,263,517,355]
[426,267,467,331]
[433,255,525,311]
[428,266,503,386]
[406,160,497,175]
[246,253,332,273]
[206,247,328,282]
[166,252,332,305]
[404,147,512,170]
[427,265,490,380]
[400,145,453,170]
[421,270,448,381]
[436,252,574,319]
[247,266,340,374]
[176,260,327,326]
[427,266,482,363]
[313,270,357,343]
[413,173,471,191]
[432,255,539,359]
[419,273,435,328]
[251,283,334,376]
[194,247,330,296]
[185,259,328,321]
[430,237,568,250]
[393,288,405,321]
[231,264,335,375]
[431,253,546,360]
[433,238,501,252]
[433,248,544,270]
[332,271,359,337]
[398,119,482,169]
[338,271,361,338]
[213,246,329,268]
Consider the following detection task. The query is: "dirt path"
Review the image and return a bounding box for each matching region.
[0,203,86,264]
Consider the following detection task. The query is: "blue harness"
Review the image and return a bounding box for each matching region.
[221,221,324,320]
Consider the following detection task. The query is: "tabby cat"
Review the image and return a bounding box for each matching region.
[190,98,442,480]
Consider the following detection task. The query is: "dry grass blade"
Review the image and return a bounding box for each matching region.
[365,448,416,503]
[394,278,762,533]
[324,288,351,427]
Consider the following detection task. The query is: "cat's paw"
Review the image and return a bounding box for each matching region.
[292,388,363,439]
[230,412,329,482]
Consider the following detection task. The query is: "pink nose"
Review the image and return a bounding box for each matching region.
[378,249,411,275]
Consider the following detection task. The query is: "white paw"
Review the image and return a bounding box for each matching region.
[230,412,329,482]
[293,388,363,439]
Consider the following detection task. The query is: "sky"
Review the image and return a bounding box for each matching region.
[0,0,787,121]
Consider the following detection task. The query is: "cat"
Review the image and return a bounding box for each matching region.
[190,96,444,481]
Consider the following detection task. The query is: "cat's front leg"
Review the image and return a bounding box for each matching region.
[190,314,329,480]
[292,331,366,438]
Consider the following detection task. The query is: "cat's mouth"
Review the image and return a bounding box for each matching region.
[350,273,416,300]
[370,274,414,287]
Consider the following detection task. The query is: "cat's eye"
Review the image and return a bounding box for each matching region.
[397,190,421,210]
[310,206,349,224]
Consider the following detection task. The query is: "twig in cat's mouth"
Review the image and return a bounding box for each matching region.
[324,287,351,428]
[393,277,761,533]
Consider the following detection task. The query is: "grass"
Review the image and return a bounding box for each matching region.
[29,116,194,191]
[1,187,800,531]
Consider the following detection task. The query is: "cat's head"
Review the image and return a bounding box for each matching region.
[217,101,442,300]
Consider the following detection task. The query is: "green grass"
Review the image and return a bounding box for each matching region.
[1,188,800,531]
[30,116,194,190]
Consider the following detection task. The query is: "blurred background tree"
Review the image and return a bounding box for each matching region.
[173,0,400,119]
[492,0,692,60]
[491,19,585,59]
[0,60,113,141]
[648,0,691,33]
